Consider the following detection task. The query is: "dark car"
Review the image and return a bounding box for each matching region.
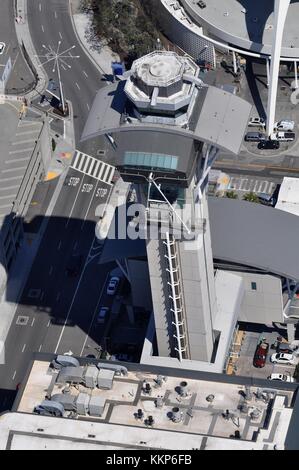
[66,254,83,277]
[258,140,280,150]
[253,342,269,368]
[245,132,266,142]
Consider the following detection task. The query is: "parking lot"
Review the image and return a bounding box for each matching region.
[234,324,298,381]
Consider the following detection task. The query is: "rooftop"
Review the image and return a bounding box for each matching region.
[181,0,299,57]
[1,355,298,450]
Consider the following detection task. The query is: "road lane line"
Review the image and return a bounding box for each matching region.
[65,175,85,228]
[59,32,63,39]
[31,318,35,327]
[12,371,16,380]
[41,25,44,33]
[54,236,97,354]
[47,320,51,328]
[49,266,53,276]
[83,71,88,78]
[57,240,62,250]
[54,11,57,18]
[80,272,110,356]
[86,103,90,111]
[39,344,42,352]
[73,241,78,251]
[75,82,80,90]
[39,3,41,11]
[22,344,26,353]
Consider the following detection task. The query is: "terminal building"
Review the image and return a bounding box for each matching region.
[146,0,299,136]
[82,49,299,373]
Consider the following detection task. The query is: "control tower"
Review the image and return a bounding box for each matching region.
[82,50,252,364]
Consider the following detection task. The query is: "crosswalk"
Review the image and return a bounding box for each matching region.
[71,150,115,185]
[228,177,276,195]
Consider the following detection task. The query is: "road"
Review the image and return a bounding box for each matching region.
[0,165,114,394]
[27,0,104,144]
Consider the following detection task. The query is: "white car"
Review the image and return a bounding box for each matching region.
[270,131,295,141]
[267,373,294,383]
[0,42,5,55]
[274,120,295,131]
[270,353,296,365]
[248,117,266,128]
[106,276,120,295]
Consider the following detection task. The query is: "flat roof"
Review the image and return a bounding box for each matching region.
[181,0,299,57]
[2,357,297,450]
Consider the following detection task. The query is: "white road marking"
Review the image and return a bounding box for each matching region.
[75,82,80,90]
[47,320,51,328]
[54,11,57,18]
[56,292,61,301]
[54,237,97,354]
[83,70,88,78]
[5,157,30,164]
[65,175,85,228]
[80,272,110,356]
[12,139,36,145]
[22,344,26,353]
[39,344,42,352]
[81,180,99,230]
[49,266,53,276]
[57,240,62,250]
[59,32,63,39]
[39,3,41,11]
[9,147,34,155]
[41,25,44,33]
[31,318,35,327]
[73,241,78,251]
[12,371,16,380]
[2,166,27,173]
[86,103,90,111]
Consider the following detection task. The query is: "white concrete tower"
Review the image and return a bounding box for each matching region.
[266,0,291,136]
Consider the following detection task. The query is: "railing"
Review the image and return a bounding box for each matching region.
[164,231,190,361]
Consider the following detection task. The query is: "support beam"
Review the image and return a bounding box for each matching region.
[294,61,298,90]
[266,58,270,88]
[266,0,291,137]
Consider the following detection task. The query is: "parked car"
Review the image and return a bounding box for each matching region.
[277,343,295,355]
[270,131,295,141]
[97,307,109,324]
[267,373,294,383]
[106,276,120,295]
[245,132,266,142]
[258,140,280,150]
[253,342,269,368]
[270,353,296,365]
[274,120,295,131]
[248,117,266,128]
[0,42,5,54]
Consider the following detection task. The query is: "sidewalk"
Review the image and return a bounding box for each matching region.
[69,0,120,77]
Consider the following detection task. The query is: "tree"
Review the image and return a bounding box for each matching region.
[243,192,260,203]
[225,191,238,199]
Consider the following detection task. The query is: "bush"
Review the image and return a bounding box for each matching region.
[243,192,260,203]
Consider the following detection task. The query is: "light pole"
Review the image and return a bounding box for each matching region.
[35,41,80,115]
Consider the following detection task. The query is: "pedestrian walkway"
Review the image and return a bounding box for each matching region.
[71,150,115,185]
[228,177,276,195]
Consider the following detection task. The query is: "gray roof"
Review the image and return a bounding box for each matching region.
[209,197,299,281]
[81,81,251,155]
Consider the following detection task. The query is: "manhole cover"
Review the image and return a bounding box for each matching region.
[28,288,41,299]
[16,316,29,326]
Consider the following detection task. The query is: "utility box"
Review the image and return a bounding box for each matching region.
[89,396,106,417]
[84,366,98,389]
[76,393,90,416]
[97,369,114,389]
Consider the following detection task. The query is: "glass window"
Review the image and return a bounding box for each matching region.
[124,152,178,171]
[251,282,257,290]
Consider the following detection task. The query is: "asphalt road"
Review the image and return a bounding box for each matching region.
[27,0,104,145]
[0,165,114,396]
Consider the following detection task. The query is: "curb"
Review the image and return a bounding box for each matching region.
[68,0,107,77]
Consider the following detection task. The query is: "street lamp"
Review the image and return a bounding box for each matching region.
[35,41,79,116]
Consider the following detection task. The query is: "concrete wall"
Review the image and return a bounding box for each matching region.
[127,259,152,311]
[143,0,216,67]
[234,272,284,324]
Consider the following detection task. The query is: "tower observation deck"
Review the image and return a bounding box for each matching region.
[82,50,252,365]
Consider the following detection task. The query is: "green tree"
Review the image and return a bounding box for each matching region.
[226,191,238,199]
[243,192,260,203]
